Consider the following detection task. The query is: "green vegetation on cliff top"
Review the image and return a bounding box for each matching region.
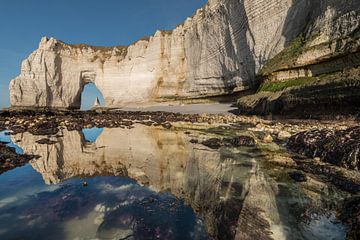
[258,69,360,93]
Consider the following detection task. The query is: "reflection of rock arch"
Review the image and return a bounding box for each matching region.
[11,126,258,239]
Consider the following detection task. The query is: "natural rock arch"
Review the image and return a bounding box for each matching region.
[9,0,360,109]
[74,71,105,109]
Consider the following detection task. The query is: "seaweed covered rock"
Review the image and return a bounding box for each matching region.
[0,142,37,174]
[202,136,256,149]
[340,196,360,240]
[287,127,360,170]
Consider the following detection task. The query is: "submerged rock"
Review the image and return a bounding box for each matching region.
[202,136,256,149]
[288,171,307,182]
[202,138,222,149]
[340,196,360,240]
[224,136,256,147]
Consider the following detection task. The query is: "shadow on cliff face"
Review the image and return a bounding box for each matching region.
[45,52,63,107]
[281,0,360,46]
[194,0,257,92]
[224,0,257,89]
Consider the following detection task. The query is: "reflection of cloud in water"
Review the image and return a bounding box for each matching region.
[0,196,17,209]
[12,125,249,238]
[0,176,208,240]
[7,125,349,239]
[100,183,135,193]
[304,214,346,240]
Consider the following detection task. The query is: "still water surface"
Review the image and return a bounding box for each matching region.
[0,125,348,240]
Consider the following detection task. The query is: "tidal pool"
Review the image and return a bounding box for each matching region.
[0,124,350,240]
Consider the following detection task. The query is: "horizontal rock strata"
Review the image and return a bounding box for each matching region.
[10,0,337,109]
[237,0,360,116]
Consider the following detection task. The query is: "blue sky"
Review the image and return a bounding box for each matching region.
[0,0,207,109]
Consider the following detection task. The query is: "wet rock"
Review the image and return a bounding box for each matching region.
[0,143,37,174]
[29,122,59,136]
[340,196,360,240]
[35,138,57,145]
[288,171,307,182]
[202,136,256,149]
[202,138,222,149]
[161,122,172,129]
[0,109,263,135]
[224,136,256,147]
[290,155,360,193]
[288,127,360,170]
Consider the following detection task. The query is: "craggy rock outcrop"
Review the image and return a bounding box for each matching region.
[10,0,335,109]
[237,70,360,117]
[340,196,360,240]
[288,127,360,170]
[237,0,360,116]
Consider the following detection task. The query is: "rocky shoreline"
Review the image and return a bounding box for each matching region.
[288,127,360,171]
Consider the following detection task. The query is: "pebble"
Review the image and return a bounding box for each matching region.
[277,131,292,140]
[263,134,273,143]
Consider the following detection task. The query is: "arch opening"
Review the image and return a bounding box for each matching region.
[80,83,105,110]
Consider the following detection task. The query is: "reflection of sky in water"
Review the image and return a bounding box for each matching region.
[0,128,209,239]
[0,130,23,154]
[82,127,104,142]
[0,173,209,240]
[0,127,348,240]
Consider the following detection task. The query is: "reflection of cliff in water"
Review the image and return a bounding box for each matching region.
[13,125,268,239]
[12,125,345,240]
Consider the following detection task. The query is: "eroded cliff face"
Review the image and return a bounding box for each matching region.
[9,0,360,109]
[9,0,311,109]
[235,0,360,116]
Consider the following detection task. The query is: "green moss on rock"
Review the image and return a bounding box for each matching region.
[260,36,306,76]
[259,77,319,92]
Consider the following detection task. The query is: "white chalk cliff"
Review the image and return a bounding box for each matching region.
[9,0,360,109]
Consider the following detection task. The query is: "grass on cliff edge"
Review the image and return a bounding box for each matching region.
[258,77,319,92]
[257,69,360,93]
